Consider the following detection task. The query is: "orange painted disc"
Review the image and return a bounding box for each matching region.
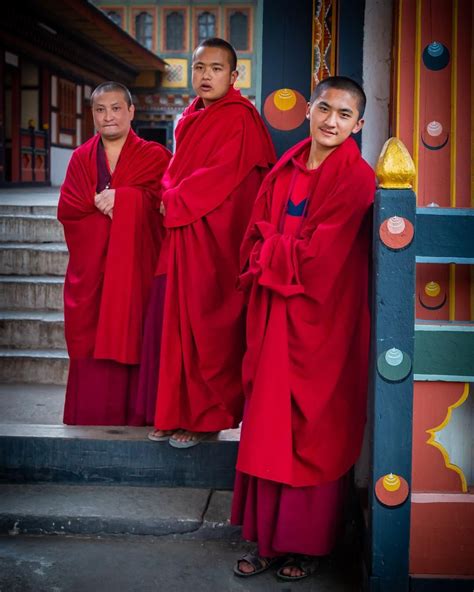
[375,474,410,507]
[264,88,307,131]
[379,216,414,250]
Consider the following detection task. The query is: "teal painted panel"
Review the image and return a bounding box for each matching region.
[414,328,474,377]
[416,208,474,260]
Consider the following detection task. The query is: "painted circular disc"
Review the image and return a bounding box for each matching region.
[418,280,447,311]
[264,88,307,131]
[375,474,409,507]
[377,348,412,382]
[379,216,414,250]
[422,42,450,71]
[421,121,449,150]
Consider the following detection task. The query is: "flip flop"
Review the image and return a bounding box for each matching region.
[233,551,280,578]
[276,555,319,581]
[168,431,210,449]
[147,429,175,442]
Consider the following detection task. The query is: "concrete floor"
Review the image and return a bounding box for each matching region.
[0,535,361,592]
[0,384,64,424]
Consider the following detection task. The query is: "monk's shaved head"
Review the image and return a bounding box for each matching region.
[193,37,237,72]
[91,81,133,108]
[310,76,366,118]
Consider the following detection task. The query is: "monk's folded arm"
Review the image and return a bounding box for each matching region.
[254,182,373,302]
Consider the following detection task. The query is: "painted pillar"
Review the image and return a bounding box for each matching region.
[368,138,416,592]
[260,0,313,156]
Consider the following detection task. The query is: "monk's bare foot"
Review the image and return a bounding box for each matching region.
[280,565,305,577]
[168,430,219,449]
[171,430,217,443]
[233,551,279,577]
[276,555,318,581]
[147,429,176,442]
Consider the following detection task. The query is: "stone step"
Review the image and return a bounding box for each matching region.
[0,484,236,539]
[0,311,65,349]
[0,243,67,276]
[0,204,58,216]
[0,384,65,425]
[0,276,63,310]
[0,214,64,243]
[0,424,239,488]
[0,349,68,384]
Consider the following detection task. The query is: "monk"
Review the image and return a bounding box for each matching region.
[58,81,171,425]
[145,38,275,446]
[231,76,375,581]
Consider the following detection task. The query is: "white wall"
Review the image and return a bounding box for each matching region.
[361,0,394,168]
[50,146,74,187]
[356,0,394,489]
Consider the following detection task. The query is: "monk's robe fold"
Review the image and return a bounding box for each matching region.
[155,87,276,432]
[58,129,171,365]
[236,137,375,487]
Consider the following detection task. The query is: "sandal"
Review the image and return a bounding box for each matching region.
[147,429,175,442]
[276,554,319,581]
[233,551,280,578]
[168,430,216,449]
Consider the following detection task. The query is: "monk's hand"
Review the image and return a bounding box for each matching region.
[95,189,115,217]
[159,201,166,216]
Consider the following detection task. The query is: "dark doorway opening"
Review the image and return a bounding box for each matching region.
[136,126,167,147]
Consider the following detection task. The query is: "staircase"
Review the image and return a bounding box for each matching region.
[0,197,68,386]
[0,189,238,540]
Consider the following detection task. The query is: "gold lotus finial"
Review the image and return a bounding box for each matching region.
[376,138,416,189]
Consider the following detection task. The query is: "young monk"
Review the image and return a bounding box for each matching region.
[145,38,275,446]
[58,82,171,425]
[231,76,375,581]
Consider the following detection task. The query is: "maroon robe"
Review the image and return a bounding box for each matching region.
[58,130,171,425]
[236,136,375,487]
[232,137,374,556]
[153,87,275,432]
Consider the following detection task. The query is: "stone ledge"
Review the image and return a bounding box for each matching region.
[0,425,239,488]
[0,483,215,537]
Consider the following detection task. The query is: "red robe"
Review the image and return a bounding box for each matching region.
[58,130,171,365]
[236,137,375,487]
[154,87,276,432]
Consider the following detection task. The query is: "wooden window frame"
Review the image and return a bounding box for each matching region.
[131,6,158,53]
[225,6,253,53]
[56,77,77,147]
[161,7,189,53]
[192,6,220,48]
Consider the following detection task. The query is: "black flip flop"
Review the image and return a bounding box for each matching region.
[233,551,279,578]
[276,554,319,581]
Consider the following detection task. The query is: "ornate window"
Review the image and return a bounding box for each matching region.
[135,12,153,50]
[229,11,248,50]
[166,11,184,51]
[107,11,122,28]
[198,11,216,43]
